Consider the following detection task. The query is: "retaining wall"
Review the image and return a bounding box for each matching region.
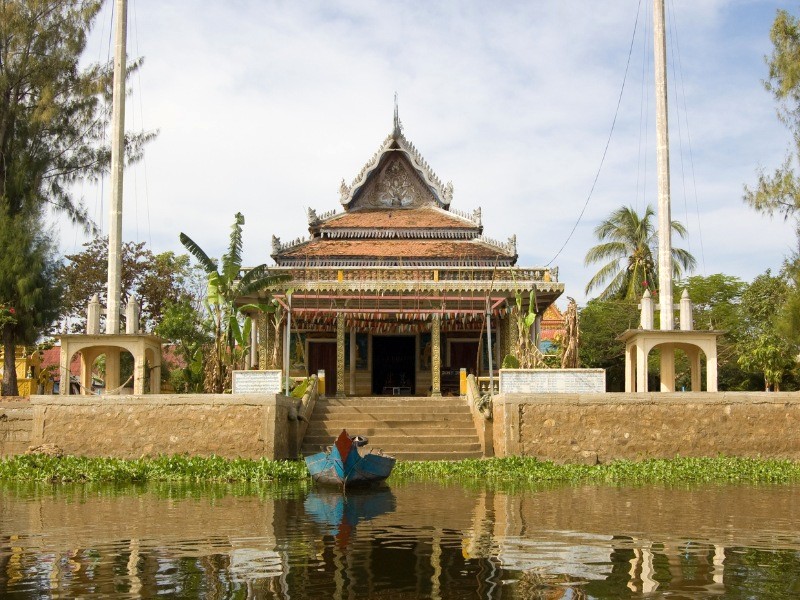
[493,392,800,464]
[3,394,299,460]
[0,400,34,456]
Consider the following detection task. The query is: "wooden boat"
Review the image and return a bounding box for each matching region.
[305,430,396,487]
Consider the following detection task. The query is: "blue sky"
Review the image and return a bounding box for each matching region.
[65,0,799,305]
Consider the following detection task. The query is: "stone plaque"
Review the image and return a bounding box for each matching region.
[499,369,605,394]
[232,370,283,394]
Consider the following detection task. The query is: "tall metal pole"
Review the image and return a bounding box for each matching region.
[654,0,673,330]
[106,0,127,334]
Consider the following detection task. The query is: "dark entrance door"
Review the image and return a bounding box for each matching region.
[372,336,415,395]
[308,341,337,395]
[450,341,480,375]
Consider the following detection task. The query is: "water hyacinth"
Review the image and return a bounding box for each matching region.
[1,454,799,486]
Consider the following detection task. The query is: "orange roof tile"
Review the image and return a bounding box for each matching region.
[279,239,510,260]
[322,207,475,229]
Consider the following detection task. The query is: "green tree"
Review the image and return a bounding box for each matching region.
[0,0,151,225]
[679,274,758,390]
[578,299,640,391]
[180,213,289,393]
[154,299,211,392]
[0,206,61,396]
[737,270,798,391]
[59,237,201,332]
[584,205,696,300]
[744,9,800,221]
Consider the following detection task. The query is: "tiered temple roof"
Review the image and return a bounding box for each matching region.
[272,118,519,268]
[257,115,563,328]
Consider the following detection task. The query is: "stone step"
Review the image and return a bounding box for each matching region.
[305,425,478,436]
[314,404,469,414]
[301,442,483,455]
[302,394,482,461]
[306,413,472,423]
[302,434,480,446]
[305,423,473,436]
[300,448,484,462]
[318,397,463,407]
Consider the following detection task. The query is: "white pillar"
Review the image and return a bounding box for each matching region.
[660,345,675,392]
[125,296,139,334]
[654,0,674,330]
[679,289,693,331]
[106,0,127,335]
[640,289,654,330]
[706,342,718,392]
[636,343,648,393]
[87,294,101,334]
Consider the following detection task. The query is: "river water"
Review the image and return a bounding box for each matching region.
[1,480,798,598]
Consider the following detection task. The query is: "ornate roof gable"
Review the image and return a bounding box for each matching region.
[339,123,453,210]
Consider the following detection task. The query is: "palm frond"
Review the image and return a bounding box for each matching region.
[584,241,627,266]
[221,212,245,283]
[585,259,622,294]
[179,232,217,273]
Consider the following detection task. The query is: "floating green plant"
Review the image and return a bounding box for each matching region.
[1,454,798,486]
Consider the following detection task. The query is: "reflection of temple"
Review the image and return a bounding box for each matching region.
[248,114,564,396]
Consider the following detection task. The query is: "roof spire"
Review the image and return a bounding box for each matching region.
[393,92,403,137]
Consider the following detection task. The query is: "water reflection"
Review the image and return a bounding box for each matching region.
[1,480,799,598]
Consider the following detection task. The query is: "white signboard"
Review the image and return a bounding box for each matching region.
[232,370,283,394]
[499,369,605,394]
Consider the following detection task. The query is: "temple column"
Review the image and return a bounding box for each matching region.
[257,313,269,370]
[506,307,519,359]
[349,328,356,395]
[431,314,441,397]
[336,312,345,397]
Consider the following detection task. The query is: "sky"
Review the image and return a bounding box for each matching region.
[62,0,800,306]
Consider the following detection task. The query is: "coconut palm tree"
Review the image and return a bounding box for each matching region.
[584,205,696,300]
[180,213,289,392]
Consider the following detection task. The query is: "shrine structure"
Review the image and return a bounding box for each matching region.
[246,114,564,396]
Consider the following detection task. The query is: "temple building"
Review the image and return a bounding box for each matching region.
[248,115,564,396]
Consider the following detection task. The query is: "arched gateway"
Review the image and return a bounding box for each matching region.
[239,116,564,396]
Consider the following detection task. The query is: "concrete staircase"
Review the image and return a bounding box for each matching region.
[300,396,483,461]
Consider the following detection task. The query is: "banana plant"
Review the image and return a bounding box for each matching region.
[180,213,289,392]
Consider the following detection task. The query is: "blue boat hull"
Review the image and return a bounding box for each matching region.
[305,430,396,487]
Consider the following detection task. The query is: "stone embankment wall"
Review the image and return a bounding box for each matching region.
[0,400,34,456]
[493,392,800,464]
[0,394,299,460]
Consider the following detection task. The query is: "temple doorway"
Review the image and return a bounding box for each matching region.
[449,340,479,375]
[372,336,415,395]
[308,341,337,395]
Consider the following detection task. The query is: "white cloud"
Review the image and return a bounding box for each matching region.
[59,0,799,306]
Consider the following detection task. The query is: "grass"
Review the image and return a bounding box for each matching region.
[1,454,800,486]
